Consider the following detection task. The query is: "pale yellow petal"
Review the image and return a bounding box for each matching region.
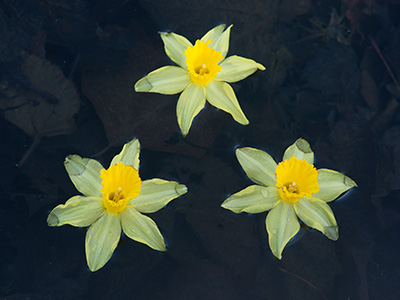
[266,202,300,259]
[206,80,248,125]
[176,83,206,136]
[134,66,190,94]
[121,205,166,251]
[294,197,338,240]
[64,155,103,197]
[159,31,192,68]
[47,196,104,227]
[236,147,277,187]
[216,55,266,83]
[221,185,280,214]
[313,169,357,202]
[211,24,232,59]
[201,24,226,47]
[85,212,121,272]
[131,178,187,213]
[110,139,140,170]
[283,138,314,164]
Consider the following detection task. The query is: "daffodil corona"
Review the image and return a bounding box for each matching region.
[185,40,223,85]
[134,24,265,136]
[101,162,142,214]
[221,138,357,259]
[275,157,319,203]
[47,139,188,272]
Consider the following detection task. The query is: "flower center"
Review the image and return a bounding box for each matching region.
[100,161,142,214]
[275,156,319,203]
[184,40,223,86]
[287,181,298,193]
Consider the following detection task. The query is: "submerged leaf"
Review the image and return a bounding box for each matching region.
[0,52,80,137]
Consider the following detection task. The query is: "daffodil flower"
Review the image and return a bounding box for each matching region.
[221,138,357,259]
[134,24,265,136]
[47,139,187,272]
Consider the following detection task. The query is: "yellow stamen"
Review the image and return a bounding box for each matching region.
[287,182,298,193]
[100,162,142,214]
[185,40,222,86]
[275,156,319,203]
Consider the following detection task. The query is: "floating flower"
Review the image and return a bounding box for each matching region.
[134,24,265,136]
[47,139,187,271]
[221,138,357,259]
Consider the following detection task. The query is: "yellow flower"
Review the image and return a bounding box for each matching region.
[134,24,265,136]
[47,139,188,272]
[221,138,357,259]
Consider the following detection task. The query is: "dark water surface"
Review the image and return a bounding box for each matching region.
[0,0,399,299]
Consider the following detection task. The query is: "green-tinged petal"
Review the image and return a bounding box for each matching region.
[222,185,280,214]
[313,169,357,202]
[131,178,187,213]
[201,24,225,48]
[266,201,300,259]
[85,212,121,272]
[206,80,248,125]
[176,83,206,136]
[283,138,314,164]
[159,31,192,68]
[47,196,104,227]
[216,55,266,83]
[212,24,232,59]
[294,197,338,240]
[121,205,166,251]
[236,147,277,187]
[64,155,103,197]
[134,66,190,94]
[110,139,140,170]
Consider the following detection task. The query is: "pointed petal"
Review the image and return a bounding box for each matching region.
[134,66,191,95]
[201,24,225,47]
[131,178,187,213]
[236,147,277,187]
[110,139,140,170]
[266,202,300,259]
[47,196,104,227]
[201,24,232,59]
[206,80,248,125]
[85,212,121,272]
[64,155,103,197]
[121,205,166,251]
[294,197,338,240]
[216,55,266,83]
[159,31,192,68]
[283,138,314,164]
[221,185,280,214]
[176,83,206,136]
[313,169,357,202]
[212,24,232,59]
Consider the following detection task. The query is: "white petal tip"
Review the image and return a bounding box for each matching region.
[176,184,188,195]
[47,213,59,227]
[325,226,339,241]
[134,77,152,92]
[344,176,357,188]
[295,138,312,154]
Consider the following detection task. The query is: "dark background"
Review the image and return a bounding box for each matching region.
[0,0,399,299]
